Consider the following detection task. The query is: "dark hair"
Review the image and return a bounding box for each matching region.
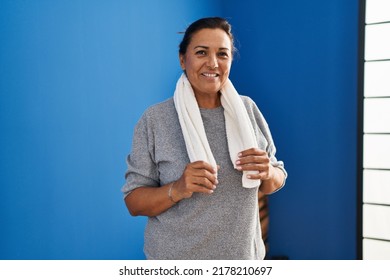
[179,17,236,55]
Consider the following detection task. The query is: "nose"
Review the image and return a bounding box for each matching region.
[207,54,218,69]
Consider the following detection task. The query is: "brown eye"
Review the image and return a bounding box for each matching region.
[195,50,206,55]
[218,52,229,58]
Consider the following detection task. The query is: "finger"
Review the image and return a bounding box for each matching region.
[245,172,261,180]
[192,168,218,185]
[190,160,218,174]
[238,148,266,157]
[237,163,262,171]
[245,172,263,180]
[188,182,215,194]
[237,163,270,175]
[191,175,217,190]
[236,155,268,165]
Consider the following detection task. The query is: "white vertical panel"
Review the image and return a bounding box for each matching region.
[364,98,390,133]
[363,204,390,240]
[364,61,390,97]
[363,135,390,169]
[362,0,390,261]
[363,170,390,205]
[363,239,390,259]
[366,0,390,24]
[365,23,390,61]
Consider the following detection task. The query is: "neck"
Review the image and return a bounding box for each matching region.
[195,92,222,109]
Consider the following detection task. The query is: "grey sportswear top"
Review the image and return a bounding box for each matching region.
[122,96,286,260]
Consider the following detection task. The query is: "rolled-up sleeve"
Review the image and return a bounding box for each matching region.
[121,112,160,198]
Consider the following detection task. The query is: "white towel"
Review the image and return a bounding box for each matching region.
[173,73,260,188]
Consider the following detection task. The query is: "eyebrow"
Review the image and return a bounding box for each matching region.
[194,45,230,51]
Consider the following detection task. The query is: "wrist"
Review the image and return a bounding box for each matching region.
[168,181,179,204]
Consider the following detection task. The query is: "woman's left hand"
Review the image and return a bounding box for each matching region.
[235,147,275,181]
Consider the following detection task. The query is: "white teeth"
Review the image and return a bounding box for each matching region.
[203,73,218,77]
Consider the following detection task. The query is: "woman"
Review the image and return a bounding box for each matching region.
[122,17,287,260]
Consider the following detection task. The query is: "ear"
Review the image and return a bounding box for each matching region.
[179,53,186,71]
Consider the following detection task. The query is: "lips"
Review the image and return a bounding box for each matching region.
[202,72,219,77]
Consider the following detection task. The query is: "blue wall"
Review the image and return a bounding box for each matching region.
[0,0,222,260]
[0,0,359,260]
[223,0,359,259]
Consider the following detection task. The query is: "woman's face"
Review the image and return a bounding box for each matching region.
[179,28,232,99]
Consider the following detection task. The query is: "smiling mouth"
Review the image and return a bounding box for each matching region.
[202,73,219,77]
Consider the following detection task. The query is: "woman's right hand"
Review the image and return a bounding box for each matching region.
[171,161,219,202]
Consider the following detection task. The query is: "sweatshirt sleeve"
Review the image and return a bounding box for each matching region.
[241,96,288,192]
[121,110,160,198]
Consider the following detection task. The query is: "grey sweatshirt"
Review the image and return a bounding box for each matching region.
[122,96,286,259]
